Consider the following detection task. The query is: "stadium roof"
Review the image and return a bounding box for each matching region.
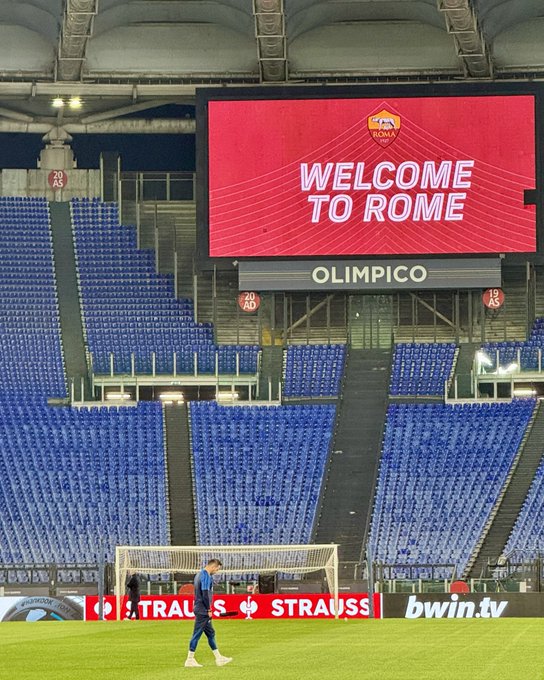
[0,0,542,129]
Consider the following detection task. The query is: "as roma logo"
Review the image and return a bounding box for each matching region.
[367,108,401,147]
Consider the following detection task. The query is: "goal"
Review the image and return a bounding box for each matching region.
[115,544,339,620]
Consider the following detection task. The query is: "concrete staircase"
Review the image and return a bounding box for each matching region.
[164,404,196,545]
[450,342,479,399]
[313,348,391,576]
[49,202,90,401]
[258,346,283,401]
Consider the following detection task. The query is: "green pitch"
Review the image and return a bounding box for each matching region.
[1,619,543,680]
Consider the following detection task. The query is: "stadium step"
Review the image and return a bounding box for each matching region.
[450,342,480,398]
[312,347,391,575]
[49,201,90,401]
[164,403,196,545]
[465,400,544,578]
[258,346,284,401]
[134,201,260,344]
[138,200,196,298]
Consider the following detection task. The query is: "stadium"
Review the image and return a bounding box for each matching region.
[0,1,543,678]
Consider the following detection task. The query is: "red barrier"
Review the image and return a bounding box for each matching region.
[85,593,382,621]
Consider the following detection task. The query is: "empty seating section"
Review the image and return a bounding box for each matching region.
[71,198,259,374]
[481,319,544,371]
[390,343,457,396]
[190,402,335,545]
[0,400,167,566]
[369,400,535,575]
[505,456,544,557]
[0,197,65,398]
[283,344,346,398]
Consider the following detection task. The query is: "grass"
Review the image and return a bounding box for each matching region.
[1,619,543,680]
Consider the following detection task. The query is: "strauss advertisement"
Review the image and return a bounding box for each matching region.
[207,95,536,257]
[85,593,383,621]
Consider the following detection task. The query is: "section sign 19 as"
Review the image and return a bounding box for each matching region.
[482,288,505,309]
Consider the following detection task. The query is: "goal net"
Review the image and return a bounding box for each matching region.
[115,544,339,620]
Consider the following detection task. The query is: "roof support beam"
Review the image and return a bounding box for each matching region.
[80,100,175,124]
[0,119,195,135]
[0,82,198,98]
[0,106,34,123]
[253,0,288,82]
[56,0,99,82]
[438,0,493,78]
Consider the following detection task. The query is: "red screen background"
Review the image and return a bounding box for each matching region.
[207,96,536,257]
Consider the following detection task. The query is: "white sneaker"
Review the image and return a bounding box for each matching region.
[184,658,203,668]
[215,656,233,667]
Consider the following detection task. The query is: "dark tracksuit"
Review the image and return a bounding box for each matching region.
[189,569,217,652]
[126,574,141,619]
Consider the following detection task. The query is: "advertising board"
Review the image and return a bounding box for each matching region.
[382,593,544,619]
[85,593,383,621]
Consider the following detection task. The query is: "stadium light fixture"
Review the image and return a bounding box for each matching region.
[476,351,492,367]
[217,391,239,401]
[52,97,64,108]
[159,392,184,403]
[498,362,519,375]
[106,392,131,401]
[69,96,82,110]
[513,387,536,397]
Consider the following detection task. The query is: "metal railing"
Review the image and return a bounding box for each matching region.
[89,351,260,379]
[374,556,543,593]
[477,347,544,376]
[119,172,195,205]
[0,562,112,594]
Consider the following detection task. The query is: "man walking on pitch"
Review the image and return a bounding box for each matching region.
[185,558,233,668]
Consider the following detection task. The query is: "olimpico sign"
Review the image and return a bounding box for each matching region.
[238,258,501,292]
[310,263,428,286]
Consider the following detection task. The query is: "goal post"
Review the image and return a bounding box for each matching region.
[115,544,339,621]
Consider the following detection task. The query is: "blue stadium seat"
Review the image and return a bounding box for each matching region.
[389,343,457,396]
[189,402,335,545]
[368,400,535,576]
[480,318,544,372]
[283,344,346,398]
[0,197,66,398]
[71,198,259,375]
[0,400,168,566]
[505,456,544,558]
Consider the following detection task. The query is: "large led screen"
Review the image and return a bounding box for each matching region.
[206,95,536,257]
